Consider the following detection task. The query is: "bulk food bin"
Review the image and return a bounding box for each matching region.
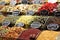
[46,17,60,31]
[30,16,60,31]
[37,3,58,16]
[15,15,36,28]
[36,30,60,40]
[0,27,25,40]
[18,28,41,40]
[2,16,20,27]
[0,6,20,16]
[31,16,52,30]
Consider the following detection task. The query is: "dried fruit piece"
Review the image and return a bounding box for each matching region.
[4,27,25,39]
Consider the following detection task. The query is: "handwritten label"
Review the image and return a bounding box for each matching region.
[33,0,40,4]
[2,20,10,26]
[30,21,41,28]
[12,10,20,16]
[26,10,34,15]
[47,23,59,30]
[10,0,16,6]
[54,12,60,16]
[21,0,28,4]
[16,22,24,27]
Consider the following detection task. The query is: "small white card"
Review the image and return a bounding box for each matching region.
[2,20,10,26]
[47,23,59,30]
[30,21,41,28]
[12,10,20,16]
[16,22,24,27]
[48,0,57,3]
[33,0,40,4]
[26,10,34,15]
[10,0,16,6]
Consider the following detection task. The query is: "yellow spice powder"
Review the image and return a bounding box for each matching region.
[16,16,35,24]
[36,30,60,40]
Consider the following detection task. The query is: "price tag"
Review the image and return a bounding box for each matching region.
[2,20,10,26]
[0,1,5,5]
[10,0,16,6]
[26,10,34,15]
[40,10,49,15]
[54,12,60,16]
[21,0,28,4]
[30,21,41,28]
[48,0,57,3]
[47,23,59,30]
[12,10,20,16]
[33,0,40,4]
[16,22,24,27]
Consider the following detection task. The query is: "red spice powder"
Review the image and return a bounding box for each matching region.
[18,28,41,40]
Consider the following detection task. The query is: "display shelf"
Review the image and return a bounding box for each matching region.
[0,0,60,40]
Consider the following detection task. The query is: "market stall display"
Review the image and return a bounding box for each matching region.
[2,16,20,27]
[15,16,55,30]
[0,0,60,40]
